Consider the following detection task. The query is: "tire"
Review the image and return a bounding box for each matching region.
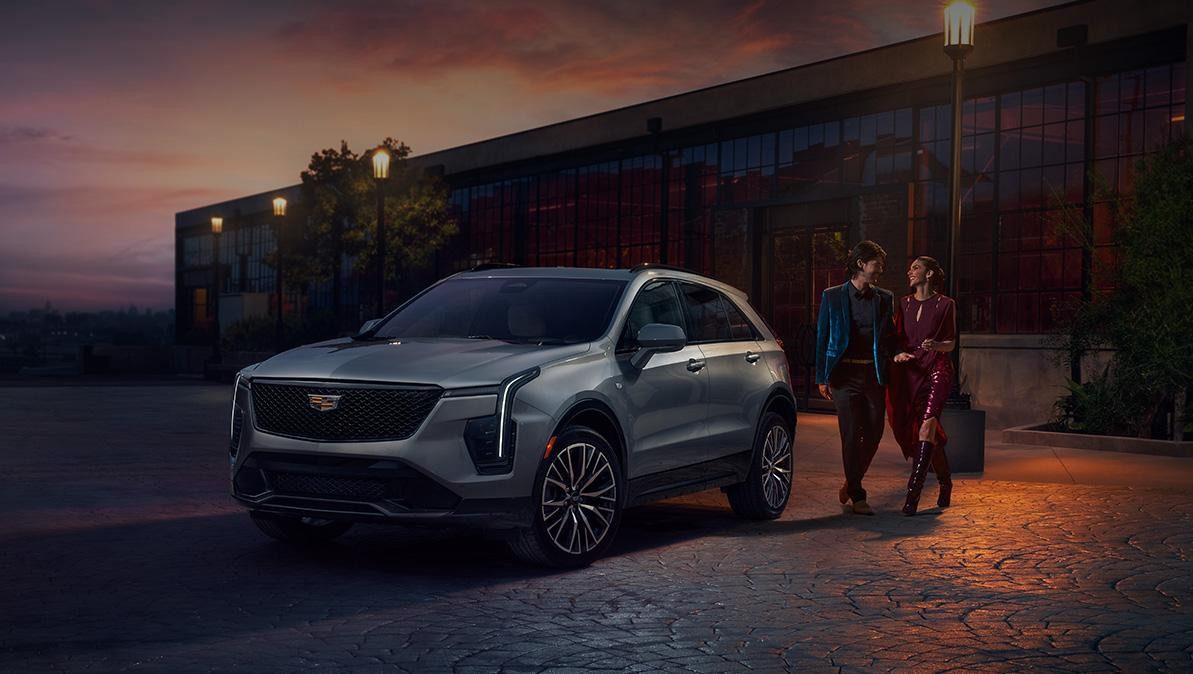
[726,411,793,519]
[508,426,624,568]
[249,511,353,544]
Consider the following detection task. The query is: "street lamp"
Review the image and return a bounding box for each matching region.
[944,0,974,408]
[272,196,287,352]
[372,147,390,318]
[210,216,223,364]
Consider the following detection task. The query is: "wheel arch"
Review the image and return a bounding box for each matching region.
[552,399,628,476]
[762,384,797,434]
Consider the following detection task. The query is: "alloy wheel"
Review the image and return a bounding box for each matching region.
[761,425,792,510]
[540,442,618,556]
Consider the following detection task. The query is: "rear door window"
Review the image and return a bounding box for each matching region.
[723,295,761,341]
[678,282,731,344]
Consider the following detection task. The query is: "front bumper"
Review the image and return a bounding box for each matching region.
[230,450,533,529]
[228,378,553,530]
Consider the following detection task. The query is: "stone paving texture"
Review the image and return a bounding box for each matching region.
[1,384,1192,672]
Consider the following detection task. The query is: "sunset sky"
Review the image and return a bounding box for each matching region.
[0,0,1063,313]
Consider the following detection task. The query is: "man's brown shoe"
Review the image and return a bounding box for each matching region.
[851,500,875,515]
[838,483,849,505]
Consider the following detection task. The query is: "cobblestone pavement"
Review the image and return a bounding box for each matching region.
[2,385,1192,672]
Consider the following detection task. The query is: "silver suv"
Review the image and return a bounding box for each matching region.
[229,265,796,566]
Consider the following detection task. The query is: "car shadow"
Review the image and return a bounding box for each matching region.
[1,495,946,665]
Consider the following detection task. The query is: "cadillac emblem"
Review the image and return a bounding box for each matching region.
[307,394,343,412]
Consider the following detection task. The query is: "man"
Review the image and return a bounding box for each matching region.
[815,240,896,515]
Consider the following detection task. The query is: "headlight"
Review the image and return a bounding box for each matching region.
[463,368,539,474]
[230,374,251,460]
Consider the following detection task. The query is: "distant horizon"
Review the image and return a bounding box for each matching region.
[1,301,174,316]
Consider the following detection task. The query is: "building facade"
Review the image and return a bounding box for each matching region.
[176,0,1193,427]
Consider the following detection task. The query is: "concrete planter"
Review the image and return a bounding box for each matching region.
[1003,424,1193,458]
[941,407,986,473]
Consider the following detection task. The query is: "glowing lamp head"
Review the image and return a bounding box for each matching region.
[944,1,975,57]
[210,216,223,234]
[272,196,287,217]
[373,148,390,180]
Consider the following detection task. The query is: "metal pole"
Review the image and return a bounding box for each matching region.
[274,216,284,352]
[376,180,385,318]
[946,54,969,407]
[212,230,222,364]
[947,56,962,306]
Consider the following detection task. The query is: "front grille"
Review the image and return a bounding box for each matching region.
[271,473,387,500]
[251,382,442,442]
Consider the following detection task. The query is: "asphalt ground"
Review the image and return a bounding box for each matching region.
[2,384,1191,672]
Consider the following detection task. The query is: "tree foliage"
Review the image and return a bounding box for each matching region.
[287,137,457,288]
[1052,138,1193,437]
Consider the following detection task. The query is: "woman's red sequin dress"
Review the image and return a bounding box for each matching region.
[886,293,956,460]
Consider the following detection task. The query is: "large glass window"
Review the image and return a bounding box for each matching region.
[576,161,620,268]
[721,132,777,204]
[440,62,1184,337]
[528,169,577,267]
[1091,64,1186,293]
[618,156,662,267]
[992,80,1088,333]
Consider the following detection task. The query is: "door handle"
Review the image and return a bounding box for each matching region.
[745,351,761,364]
[686,358,706,372]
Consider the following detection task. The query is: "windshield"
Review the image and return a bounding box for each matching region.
[371,277,627,344]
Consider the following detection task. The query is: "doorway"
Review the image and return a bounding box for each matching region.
[761,225,849,408]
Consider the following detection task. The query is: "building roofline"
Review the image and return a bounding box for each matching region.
[408,0,1188,175]
[410,0,1096,164]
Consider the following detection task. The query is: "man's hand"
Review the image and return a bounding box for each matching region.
[818,384,832,401]
[894,352,913,363]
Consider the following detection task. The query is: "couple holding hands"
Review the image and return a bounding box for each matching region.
[815,241,956,517]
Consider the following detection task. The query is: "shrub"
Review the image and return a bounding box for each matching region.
[1051,138,1193,438]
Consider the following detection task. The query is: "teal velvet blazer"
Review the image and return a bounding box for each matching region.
[814,281,896,386]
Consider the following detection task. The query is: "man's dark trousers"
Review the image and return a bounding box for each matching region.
[830,362,885,503]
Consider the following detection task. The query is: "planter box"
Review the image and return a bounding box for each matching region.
[1003,424,1193,457]
[942,407,986,473]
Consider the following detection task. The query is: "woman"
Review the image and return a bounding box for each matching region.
[887,256,956,516]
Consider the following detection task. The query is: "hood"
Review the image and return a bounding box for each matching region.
[247,337,590,388]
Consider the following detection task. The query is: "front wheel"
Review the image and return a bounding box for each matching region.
[508,426,623,568]
[249,511,353,544]
[726,411,793,519]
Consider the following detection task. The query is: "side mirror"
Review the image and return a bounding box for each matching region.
[356,318,382,336]
[630,323,686,369]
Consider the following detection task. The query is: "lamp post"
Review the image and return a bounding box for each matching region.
[210,216,223,364]
[944,0,974,408]
[372,148,390,318]
[272,196,287,352]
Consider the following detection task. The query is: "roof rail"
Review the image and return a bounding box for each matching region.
[468,262,521,272]
[629,262,699,275]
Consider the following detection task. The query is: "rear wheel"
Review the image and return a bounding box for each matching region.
[250,511,353,544]
[509,426,623,567]
[726,411,793,519]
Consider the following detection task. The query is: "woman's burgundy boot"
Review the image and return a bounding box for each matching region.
[902,441,934,516]
[934,445,952,508]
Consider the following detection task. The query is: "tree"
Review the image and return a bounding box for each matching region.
[291,138,458,331]
[1052,138,1193,438]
